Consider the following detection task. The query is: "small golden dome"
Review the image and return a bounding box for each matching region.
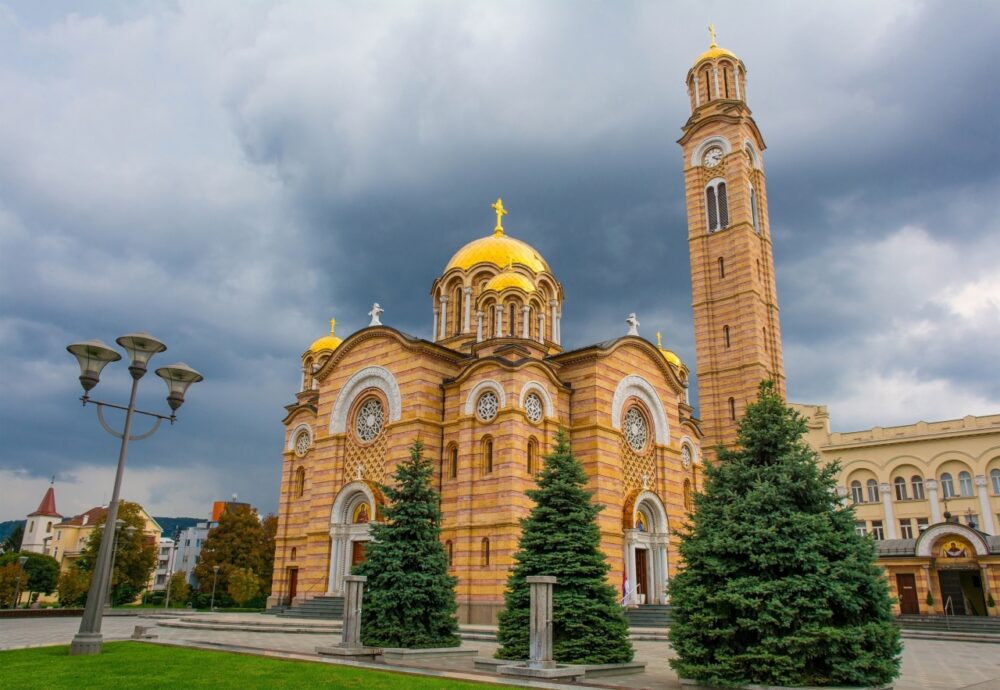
[485,271,536,293]
[693,24,738,67]
[656,331,682,367]
[444,198,550,274]
[308,318,342,354]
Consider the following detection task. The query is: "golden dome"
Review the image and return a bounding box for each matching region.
[656,331,682,368]
[693,24,738,67]
[485,271,535,293]
[444,198,550,274]
[308,319,342,354]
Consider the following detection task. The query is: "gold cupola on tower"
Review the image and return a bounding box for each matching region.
[308,318,342,354]
[687,24,746,111]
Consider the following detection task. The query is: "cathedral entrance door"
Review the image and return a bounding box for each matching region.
[895,573,919,615]
[635,548,649,604]
[351,541,367,569]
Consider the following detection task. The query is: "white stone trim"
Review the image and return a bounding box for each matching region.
[287,423,313,452]
[519,381,554,419]
[634,490,669,533]
[331,480,376,525]
[678,435,699,465]
[464,380,507,416]
[611,375,669,446]
[690,136,733,168]
[743,139,761,169]
[914,522,989,558]
[329,366,402,433]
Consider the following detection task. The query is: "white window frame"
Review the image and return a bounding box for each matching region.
[704,178,729,233]
[958,471,974,497]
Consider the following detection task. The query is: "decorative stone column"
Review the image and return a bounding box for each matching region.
[432,307,438,343]
[476,311,484,343]
[316,574,380,659]
[527,576,556,669]
[495,304,504,338]
[556,310,562,345]
[463,287,472,333]
[926,479,942,523]
[550,300,558,344]
[712,66,720,98]
[300,366,308,392]
[975,475,995,535]
[880,483,897,539]
[626,537,637,606]
[522,305,530,339]
[438,295,448,340]
[538,313,545,344]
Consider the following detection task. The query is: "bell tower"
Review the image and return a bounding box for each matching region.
[679,27,785,460]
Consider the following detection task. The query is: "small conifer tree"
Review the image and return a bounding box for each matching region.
[357,439,460,648]
[669,381,901,687]
[496,429,633,663]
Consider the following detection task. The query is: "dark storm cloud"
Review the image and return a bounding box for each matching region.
[1,1,998,518]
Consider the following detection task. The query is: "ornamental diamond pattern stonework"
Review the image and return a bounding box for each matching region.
[345,431,388,484]
[621,436,655,495]
[355,398,384,442]
[524,393,543,423]
[623,406,648,452]
[477,391,499,422]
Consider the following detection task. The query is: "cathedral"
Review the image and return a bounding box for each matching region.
[267,34,779,624]
[268,31,1000,622]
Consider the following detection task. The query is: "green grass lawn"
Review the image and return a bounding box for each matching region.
[0,642,510,689]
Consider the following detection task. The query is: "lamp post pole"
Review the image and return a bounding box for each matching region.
[105,520,125,608]
[12,556,28,609]
[66,333,202,656]
[210,565,220,611]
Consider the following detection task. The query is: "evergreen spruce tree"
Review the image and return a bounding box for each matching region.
[669,381,901,687]
[357,439,460,648]
[496,429,633,664]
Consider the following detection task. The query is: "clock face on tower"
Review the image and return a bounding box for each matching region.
[702,146,723,168]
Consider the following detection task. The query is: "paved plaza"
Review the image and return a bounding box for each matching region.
[1,614,998,690]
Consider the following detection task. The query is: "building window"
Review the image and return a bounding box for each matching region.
[718,257,725,278]
[524,393,543,424]
[916,517,929,533]
[527,437,538,475]
[290,547,297,561]
[992,468,1000,494]
[295,466,305,497]
[354,397,385,442]
[958,471,974,497]
[899,519,913,540]
[723,325,731,348]
[911,476,925,500]
[850,481,864,504]
[728,397,736,421]
[894,477,908,501]
[749,184,760,232]
[446,540,453,567]
[870,520,884,540]
[963,512,980,529]
[940,472,955,498]
[477,391,499,422]
[683,479,693,511]
[481,538,490,566]
[762,327,768,352]
[705,179,729,232]
[866,479,879,503]
[855,521,867,537]
[482,437,494,474]
[453,286,462,336]
[623,406,649,452]
[449,445,458,479]
[508,303,516,337]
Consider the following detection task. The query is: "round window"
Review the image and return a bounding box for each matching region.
[477,391,499,422]
[524,393,543,423]
[294,429,311,457]
[682,445,692,469]
[355,398,384,442]
[623,406,648,452]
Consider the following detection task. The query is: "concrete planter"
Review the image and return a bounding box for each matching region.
[380,647,478,663]
[680,679,892,690]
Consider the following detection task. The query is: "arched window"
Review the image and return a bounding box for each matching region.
[490,304,498,338]
[453,286,462,336]
[723,67,730,98]
[749,184,760,232]
[481,538,490,566]
[991,468,1000,494]
[866,479,879,503]
[683,479,693,511]
[508,303,516,337]
[762,327,768,351]
[46,522,52,533]
[290,547,297,561]
[893,476,908,501]
[482,437,494,475]
[718,256,725,278]
[449,445,458,479]
[445,540,453,567]
[527,437,538,475]
[911,475,925,500]
[295,466,305,497]
[728,397,736,421]
[757,258,762,280]
[701,67,711,102]
[850,480,864,504]
[723,325,731,348]
[940,472,955,498]
[958,471,974,497]
[705,179,729,232]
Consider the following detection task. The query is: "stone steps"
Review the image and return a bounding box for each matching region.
[272,595,345,620]
[897,614,1000,635]
[625,604,672,629]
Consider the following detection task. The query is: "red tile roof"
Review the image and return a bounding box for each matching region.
[27,486,61,517]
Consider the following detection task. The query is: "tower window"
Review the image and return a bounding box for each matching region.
[701,67,711,102]
[295,466,305,497]
[718,257,725,278]
[482,437,494,474]
[723,325,731,348]
[481,538,490,566]
[750,185,760,232]
[723,67,730,98]
[449,445,458,479]
[728,397,736,421]
[763,327,768,351]
[509,303,516,337]
[705,180,729,232]
[446,540,453,567]
[453,286,462,336]
[527,437,538,475]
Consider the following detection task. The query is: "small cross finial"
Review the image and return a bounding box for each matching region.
[708,23,717,48]
[656,331,663,349]
[329,318,336,335]
[492,197,507,236]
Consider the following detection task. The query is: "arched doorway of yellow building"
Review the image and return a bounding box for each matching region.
[914,522,994,616]
[328,481,379,596]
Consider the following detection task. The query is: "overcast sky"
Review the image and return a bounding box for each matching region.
[2,1,999,522]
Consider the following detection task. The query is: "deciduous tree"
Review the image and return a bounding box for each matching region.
[167,571,190,607]
[227,567,261,606]
[0,551,60,601]
[57,566,90,607]
[77,501,156,605]
[193,504,266,606]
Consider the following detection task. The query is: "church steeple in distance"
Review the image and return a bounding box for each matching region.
[679,27,785,461]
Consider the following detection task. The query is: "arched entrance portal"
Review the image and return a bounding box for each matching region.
[327,481,377,596]
[624,491,670,605]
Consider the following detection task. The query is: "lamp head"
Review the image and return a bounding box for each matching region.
[155,362,204,411]
[125,526,137,537]
[67,340,121,393]
[213,565,220,573]
[116,332,167,378]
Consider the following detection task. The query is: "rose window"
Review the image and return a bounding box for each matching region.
[682,445,692,469]
[623,406,648,452]
[524,393,543,423]
[477,391,499,422]
[294,430,311,457]
[355,398,385,442]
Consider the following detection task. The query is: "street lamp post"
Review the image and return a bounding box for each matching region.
[106,523,136,608]
[163,541,179,611]
[12,556,28,609]
[67,333,202,656]
[210,565,220,611]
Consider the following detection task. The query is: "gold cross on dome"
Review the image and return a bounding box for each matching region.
[492,197,507,236]
[708,23,717,48]
[656,331,663,349]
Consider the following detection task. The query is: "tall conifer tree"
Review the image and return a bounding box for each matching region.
[669,381,901,687]
[357,440,460,648]
[496,429,633,664]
